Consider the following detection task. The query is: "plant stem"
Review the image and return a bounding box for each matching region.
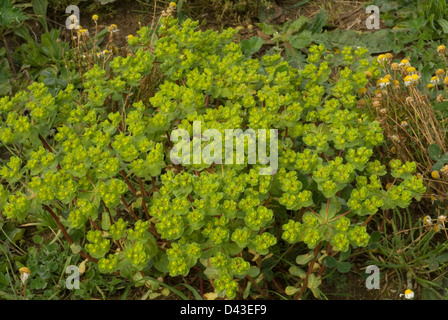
[120,196,139,221]
[120,170,138,197]
[294,242,322,300]
[42,205,98,263]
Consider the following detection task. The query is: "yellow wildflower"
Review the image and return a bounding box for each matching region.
[431,170,440,179]
[19,267,31,284]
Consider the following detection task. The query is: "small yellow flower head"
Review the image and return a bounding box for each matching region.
[127,34,134,39]
[416,172,423,179]
[430,76,440,85]
[427,83,434,89]
[391,62,400,70]
[431,170,440,179]
[169,2,177,7]
[434,223,444,232]
[436,68,445,76]
[431,193,437,203]
[423,215,432,225]
[385,53,393,60]
[399,59,410,67]
[377,77,390,88]
[403,75,412,86]
[437,45,447,54]
[377,54,387,63]
[108,24,118,32]
[77,28,89,36]
[96,49,110,58]
[403,289,414,299]
[19,267,31,284]
[406,66,416,74]
[365,71,372,79]
[92,14,99,21]
[444,76,448,85]
[400,120,408,127]
[393,79,400,89]
[357,87,368,95]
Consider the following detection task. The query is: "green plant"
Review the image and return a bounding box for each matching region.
[362,207,448,300]
[0,11,426,300]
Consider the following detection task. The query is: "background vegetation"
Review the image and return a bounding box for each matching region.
[1,0,448,300]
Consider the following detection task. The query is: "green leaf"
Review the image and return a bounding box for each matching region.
[319,197,341,220]
[70,243,82,254]
[241,36,264,56]
[295,253,313,265]
[247,266,260,278]
[438,18,448,33]
[336,261,352,273]
[370,231,382,243]
[243,282,252,299]
[322,256,338,268]
[285,286,300,295]
[0,0,28,28]
[289,30,312,49]
[32,0,48,32]
[255,22,276,36]
[309,9,327,33]
[289,265,306,278]
[285,16,308,35]
[101,212,111,231]
[428,143,441,161]
[0,59,11,96]
[432,160,445,172]
[437,253,448,263]
[307,274,322,298]
[32,235,43,244]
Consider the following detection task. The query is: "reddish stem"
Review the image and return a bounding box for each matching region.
[120,170,138,197]
[121,196,139,221]
[43,205,98,263]
[294,242,322,300]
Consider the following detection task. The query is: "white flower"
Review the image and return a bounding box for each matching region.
[399,289,414,299]
[19,267,31,284]
[423,215,432,225]
[430,76,440,85]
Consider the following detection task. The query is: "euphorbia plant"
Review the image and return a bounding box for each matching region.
[0,11,425,299]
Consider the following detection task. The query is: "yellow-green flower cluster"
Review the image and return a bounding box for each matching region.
[98,254,119,274]
[98,179,127,208]
[85,230,111,259]
[109,218,127,240]
[166,242,201,276]
[68,198,96,229]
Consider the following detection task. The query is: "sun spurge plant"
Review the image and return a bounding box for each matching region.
[0,12,425,299]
